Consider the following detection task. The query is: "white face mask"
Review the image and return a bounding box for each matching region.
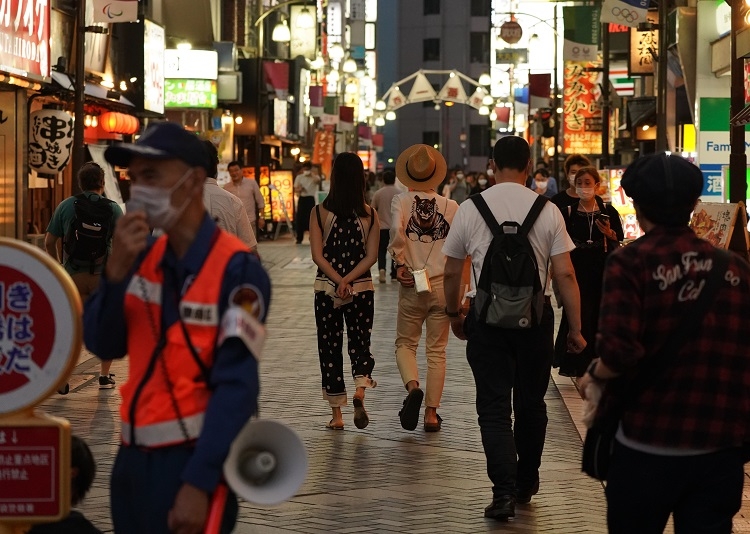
[303,170,311,176]
[576,187,596,201]
[456,173,465,180]
[128,167,194,230]
[478,178,488,186]
[486,169,494,177]
[536,179,548,191]
[568,173,577,182]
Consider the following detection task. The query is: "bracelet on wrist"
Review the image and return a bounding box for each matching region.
[444,307,460,318]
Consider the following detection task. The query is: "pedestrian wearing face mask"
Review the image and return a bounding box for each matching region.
[551,154,592,210]
[531,168,557,199]
[449,169,472,205]
[553,166,623,378]
[294,161,321,244]
[84,122,271,534]
[474,171,490,194]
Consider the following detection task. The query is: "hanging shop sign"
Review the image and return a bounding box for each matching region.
[499,20,523,45]
[28,109,74,175]
[165,79,218,109]
[92,0,139,23]
[0,0,51,82]
[628,11,658,76]
[563,60,602,155]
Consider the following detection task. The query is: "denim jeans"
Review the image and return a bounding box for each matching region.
[465,301,554,497]
[606,440,745,533]
[377,228,396,276]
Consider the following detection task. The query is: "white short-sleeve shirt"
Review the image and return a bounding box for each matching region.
[442,182,574,292]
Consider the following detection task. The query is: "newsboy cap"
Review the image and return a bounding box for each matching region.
[621,153,703,226]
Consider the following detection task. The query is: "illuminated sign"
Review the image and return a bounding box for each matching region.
[143,20,165,114]
[0,0,51,82]
[164,79,218,109]
[164,49,218,80]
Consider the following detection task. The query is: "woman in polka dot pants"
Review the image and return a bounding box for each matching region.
[310,153,380,430]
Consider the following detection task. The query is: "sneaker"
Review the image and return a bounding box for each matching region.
[378,269,386,283]
[99,374,116,389]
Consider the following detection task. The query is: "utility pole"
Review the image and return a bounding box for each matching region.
[730,0,747,203]
[600,21,610,167]
[72,0,87,178]
[655,0,668,152]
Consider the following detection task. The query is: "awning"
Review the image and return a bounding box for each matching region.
[51,71,135,108]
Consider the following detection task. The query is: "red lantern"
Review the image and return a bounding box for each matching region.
[101,112,120,133]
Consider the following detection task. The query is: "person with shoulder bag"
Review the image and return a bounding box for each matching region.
[579,153,750,533]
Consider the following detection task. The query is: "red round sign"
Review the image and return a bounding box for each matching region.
[0,239,81,415]
[500,20,523,45]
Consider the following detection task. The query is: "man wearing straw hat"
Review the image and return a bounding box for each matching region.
[389,144,459,432]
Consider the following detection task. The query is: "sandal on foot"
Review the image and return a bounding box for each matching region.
[353,397,369,429]
[399,388,424,431]
[424,413,442,432]
[326,419,344,430]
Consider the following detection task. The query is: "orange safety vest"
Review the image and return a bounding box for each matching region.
[121,230,247,448]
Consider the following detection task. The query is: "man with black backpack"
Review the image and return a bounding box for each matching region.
[45,161,122,389]
[442,135,586,521]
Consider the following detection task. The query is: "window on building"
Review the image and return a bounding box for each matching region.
[424,0,440,15]
[471,0,490,17]
[423,131,440,149]
[423,38,440,62]
[469,124,490,157]
[470,32,490,64]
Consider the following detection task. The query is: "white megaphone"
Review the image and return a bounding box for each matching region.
[223,419,308,506]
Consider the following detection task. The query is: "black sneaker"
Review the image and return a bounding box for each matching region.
[484,495,515,520]
[99,374,116,389]
[516,479,540,504]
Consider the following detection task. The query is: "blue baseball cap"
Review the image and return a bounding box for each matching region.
[105,122,210,171]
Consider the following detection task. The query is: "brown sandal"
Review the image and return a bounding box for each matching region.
[326,419,344,430]
[353,397,369,429]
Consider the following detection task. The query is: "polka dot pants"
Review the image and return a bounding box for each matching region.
[315,290,375,407]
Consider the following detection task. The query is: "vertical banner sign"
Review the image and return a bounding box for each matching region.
[28,110,74,175]
[608,167,643,240]
[244,167,294,223]
[312,130,335,179]
[697,97,730,201]
[0,0,51,82]
[563,6,601,62]
[143,20,165,114]
[92,0,139,23]
[563,60,603,155]
[629,11,658,76]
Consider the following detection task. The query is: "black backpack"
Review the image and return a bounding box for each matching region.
[63,193,115,273]
[471,194,548,329]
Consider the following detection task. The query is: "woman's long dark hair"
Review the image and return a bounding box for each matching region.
[323,152,370,218]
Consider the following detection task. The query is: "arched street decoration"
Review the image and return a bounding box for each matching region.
[377,70,489,114]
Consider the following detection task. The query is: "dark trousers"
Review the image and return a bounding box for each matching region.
[464,302,554,498]
[377,228,396,276]
[111,445,237,533]
[296,196,316,243]
[315,291,375,405]
[606,441,745,533]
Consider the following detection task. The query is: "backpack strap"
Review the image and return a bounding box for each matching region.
[470,194,504,236]
[519,195,549,237]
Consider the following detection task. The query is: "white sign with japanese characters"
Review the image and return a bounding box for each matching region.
[0,239,81,415]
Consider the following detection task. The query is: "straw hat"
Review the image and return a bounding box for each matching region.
[395,144,447,191]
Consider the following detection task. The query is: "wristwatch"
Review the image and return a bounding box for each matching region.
[444,307,460,318]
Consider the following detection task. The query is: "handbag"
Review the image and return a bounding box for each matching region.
[581,249,730,481]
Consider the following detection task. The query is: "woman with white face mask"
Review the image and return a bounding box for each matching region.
[553,166,624,380]
[550,154,593,211]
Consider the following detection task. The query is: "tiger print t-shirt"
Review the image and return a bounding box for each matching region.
[388,191,459,285]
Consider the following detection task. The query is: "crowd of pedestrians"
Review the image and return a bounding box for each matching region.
[37,121,750,533]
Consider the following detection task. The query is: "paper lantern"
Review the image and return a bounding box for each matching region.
[28,109,74,174]
[101,112,140,134]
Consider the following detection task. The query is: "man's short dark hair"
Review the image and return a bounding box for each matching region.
[301,161,312,170]
[78,162,104,191]
[70,435,95,507]
[382,170,396,185]
[563,154,592,175]
[534,168,550,179]
[492,136,530,172]
[227,160,241,169]
[201,141,218,177]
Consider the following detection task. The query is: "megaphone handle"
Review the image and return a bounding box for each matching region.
[204,482,229,534]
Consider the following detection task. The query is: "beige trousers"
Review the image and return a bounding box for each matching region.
[395,282,449,408]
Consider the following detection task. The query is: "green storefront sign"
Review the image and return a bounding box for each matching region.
[165,79,218,109]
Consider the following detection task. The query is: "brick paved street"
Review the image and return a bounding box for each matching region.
[36,236,750,533]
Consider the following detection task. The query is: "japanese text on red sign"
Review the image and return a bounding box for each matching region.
[0,281,34,375]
